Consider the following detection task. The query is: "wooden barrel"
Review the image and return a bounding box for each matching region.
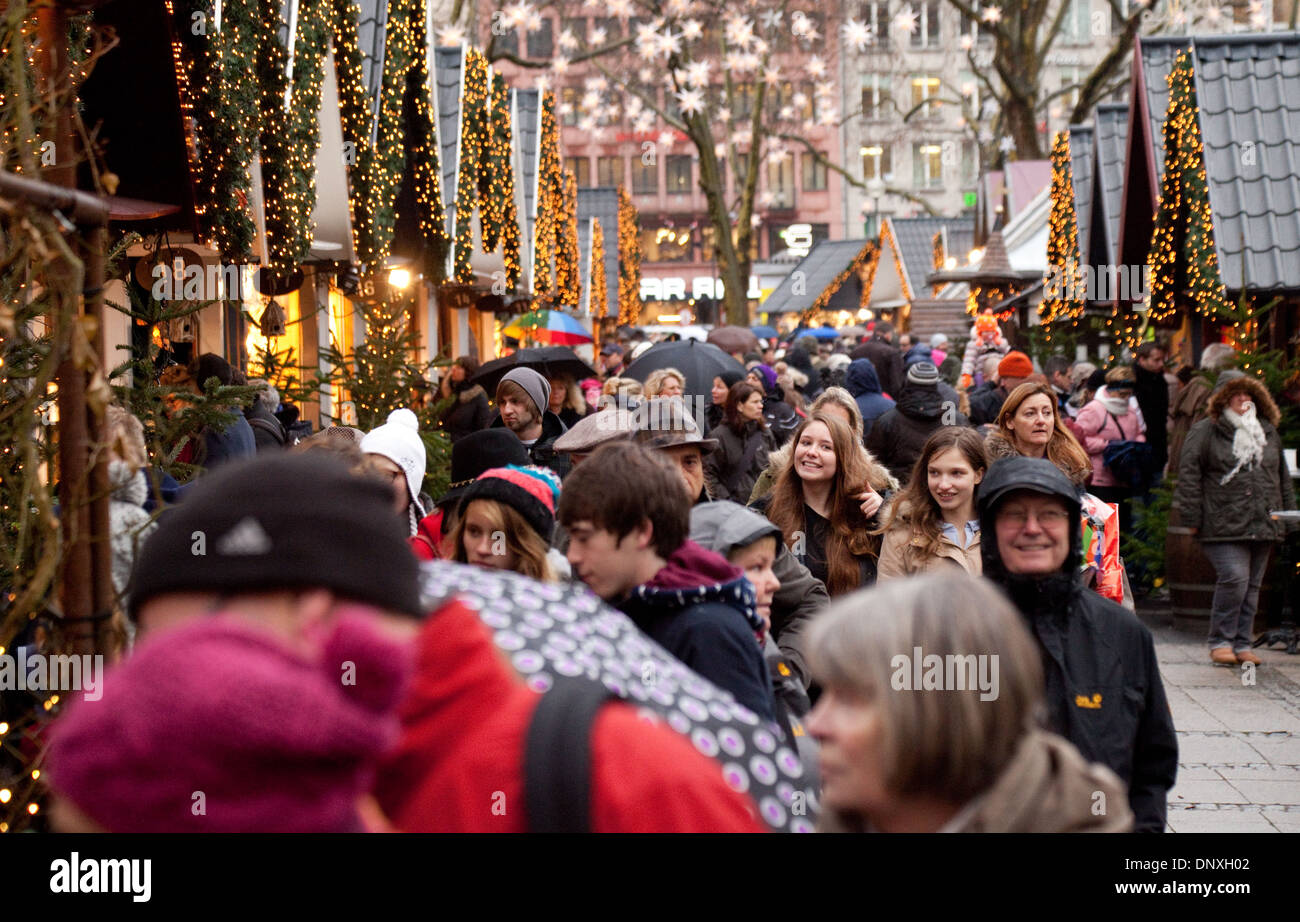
[1166,525,1218,634]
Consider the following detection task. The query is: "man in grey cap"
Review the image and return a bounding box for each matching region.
[978,456,1178,832]
[491,367,570,478]
[633,397,830,688]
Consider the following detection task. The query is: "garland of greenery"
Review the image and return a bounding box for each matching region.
[617,183,642,324]
[453,48,489,284]
[533,90,561,297]
[590,217,608,318]
[555,169,581,307]
[1140,49,1231,347]
[1039,130,1085,343]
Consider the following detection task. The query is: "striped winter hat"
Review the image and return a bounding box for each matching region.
[455,465,561,542]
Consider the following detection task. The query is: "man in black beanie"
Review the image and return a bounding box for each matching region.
[131,452,423,640]
[978,456,1178,832]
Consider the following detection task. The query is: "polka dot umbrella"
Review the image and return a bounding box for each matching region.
[417,561,819,832]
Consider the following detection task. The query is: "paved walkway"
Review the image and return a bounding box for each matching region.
[1140,605,1300,832]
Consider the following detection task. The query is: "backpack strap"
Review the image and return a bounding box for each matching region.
[523,677,618,833]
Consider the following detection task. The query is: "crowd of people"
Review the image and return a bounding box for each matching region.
[52,312,1298,834]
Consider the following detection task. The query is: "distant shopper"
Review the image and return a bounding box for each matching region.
[706,381,775,502]
[866,361,970,484]
[1174,374,1296,667]
[438,355,491,443]
[361,408,429,537]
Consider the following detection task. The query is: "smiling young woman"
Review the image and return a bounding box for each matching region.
[985,382,1090,487]
[754,413,879,596]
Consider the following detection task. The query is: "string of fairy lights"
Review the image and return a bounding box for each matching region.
[453,49,489,284]
[533,89,562,298]
[590,218,608,319]
[1039,129,1086,343]
[617,183,643,324]
[556,169,581,307]
[1137,48,1231,349]
[490,75,522,290]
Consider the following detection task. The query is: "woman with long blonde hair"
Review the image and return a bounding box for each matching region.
[753,412,879,596]
[985,381,1091,487]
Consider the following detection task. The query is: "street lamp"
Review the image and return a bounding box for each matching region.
[865,176,886,237]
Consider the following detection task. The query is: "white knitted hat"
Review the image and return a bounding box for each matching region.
[361,409,427,509]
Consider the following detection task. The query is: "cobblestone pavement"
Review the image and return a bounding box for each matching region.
[1139,606,1300,832]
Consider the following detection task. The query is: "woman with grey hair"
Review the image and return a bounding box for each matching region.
[806,572,1132,832]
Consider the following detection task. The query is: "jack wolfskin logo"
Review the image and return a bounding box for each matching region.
[216,517,273,556]
[1075,693,1103,709]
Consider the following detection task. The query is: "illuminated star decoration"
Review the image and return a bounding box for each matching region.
[842,18,873,52]
[982,4,1002,22]
[502,0,532,30]
[960,33,974,50]
[791,11,820,42]
[675,87,706,116]
[607,0,633,17]
[558,27,579,51]
[590,25,608,45]
[635,21,660,60]
[551,56,571,74]
[893,6,918,34]
[657,129,677,150]
[680,19,703,41]
[807,55,827,78]
[998,136,1015,153]
[762,65,781,86]
[524,7,543,33]
[758,8,782,30]
[436,23,466,45]
[633,111,656,132]
[684,59,711,87]
[724,15,754,47]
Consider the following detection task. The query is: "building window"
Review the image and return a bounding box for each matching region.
[961,140,978,185]
[561,17,587,46]
[861,74,891,119]
[702,225,758,262]
[733,83,755,119]
[911,74,942,118]
[1062,0,1091,44]
[910,0,941,48]
[860,0,891,49]
[861,143,892,182]
[631,157,658,195]
[564,156,590,187]
[526,18,553,58]
[596,156,623,187]
[640,225,693,262]
[593,17,621,41]
[801,152,828,191]
[560,87,580,127]
[960,4,995,43]
[765,157,794,208]
[495,27,519,55]
[1060,66,1082,113]
[913,142,944,189]
[666,155,693,194]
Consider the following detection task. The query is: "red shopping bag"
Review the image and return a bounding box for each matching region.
[1080,493,1124,604]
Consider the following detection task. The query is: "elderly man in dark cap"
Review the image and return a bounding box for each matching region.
[978,456,1178,832]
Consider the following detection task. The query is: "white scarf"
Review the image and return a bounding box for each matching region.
[1220,402,1267,485]
[1098,387,1130,417]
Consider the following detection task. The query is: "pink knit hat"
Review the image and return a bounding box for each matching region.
[47,611,409,832]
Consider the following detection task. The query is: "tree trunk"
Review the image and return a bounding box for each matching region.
[689,115,748,325]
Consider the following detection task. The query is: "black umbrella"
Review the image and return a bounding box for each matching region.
[471,346,598,393]
[417,561,819,832]
[623,340,746,401]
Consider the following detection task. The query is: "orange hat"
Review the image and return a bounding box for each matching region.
[998,351,1034,379]
[975,313,999,335]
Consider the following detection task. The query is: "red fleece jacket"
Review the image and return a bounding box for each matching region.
[374,597,766,833]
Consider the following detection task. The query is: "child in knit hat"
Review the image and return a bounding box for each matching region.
[361,408,428,536]
[449,465,562,582]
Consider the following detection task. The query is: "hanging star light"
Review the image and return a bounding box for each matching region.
[524,7,543,33]
[558,27,579,51]
[685,59,711,87]
[635,21,660,60]
[762,65,782,85]
[680,19,703,41]
[502,0,532,30]
[535,74,551,91]
[791,11,812,36]
[982,4,1002,22]
[807,55,827,78]
[656,28,683,58]
[634,111,656,132]
[894,6,919,34]
[842,18,872,52]
[676,86,707,115]
[716,105,733,123]
[590,25,608,45]
[724,15,754,47]
[666,0,692,15]
[607,0,632,17]
[960,34,974,50]
[759,8,782,30]
[732,127,752,146]
[587,74,608,91]
[658,128,679,148]
[779,105,795,120]
[578,114,596,131]
[437,23,466,46]
[638,66,654,82]
[817,107,838,126]
[998,135,1015,152]
[552,56,571,74]
[758,189,776,207]
[582,89,602,110]
[792,91,808,110]
[558,100,575,117]
[753,37,769,55]
[815,80,835,99]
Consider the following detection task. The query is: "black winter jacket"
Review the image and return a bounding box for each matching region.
[440,383,492,443]
[850,340,904,399]
[706,421,775,503]
[969,384,1009,426]
[865,384,970,483]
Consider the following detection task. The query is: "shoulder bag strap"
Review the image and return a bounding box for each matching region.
[523,677,618,833]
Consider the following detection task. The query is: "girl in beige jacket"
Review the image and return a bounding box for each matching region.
[876,428,989,580]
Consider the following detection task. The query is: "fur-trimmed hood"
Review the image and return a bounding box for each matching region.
[1207,374,1280,426]
[984,430,1090,486]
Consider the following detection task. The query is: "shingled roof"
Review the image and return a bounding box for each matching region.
[890,216,976,297]
[433,46,464,241]
[1194,33,1300,290]
[765,239,872,314]
[1094,104,1128,267]
[511,88,541,278]
[353,0,388,142]
[1066,124,1094,266]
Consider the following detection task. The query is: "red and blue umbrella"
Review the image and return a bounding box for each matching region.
[502,309,593,345]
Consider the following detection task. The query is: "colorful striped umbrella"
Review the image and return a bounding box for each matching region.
[502,309,593,345]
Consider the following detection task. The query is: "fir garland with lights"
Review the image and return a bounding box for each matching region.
[555,169,581,308]
[494,78,522,290]
[617,183,643,324]
[1040,130,1086,341]
[533,90,561,298]
[590,218,608,319]
[1140,50,1231,346]
[453,49,490,285]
